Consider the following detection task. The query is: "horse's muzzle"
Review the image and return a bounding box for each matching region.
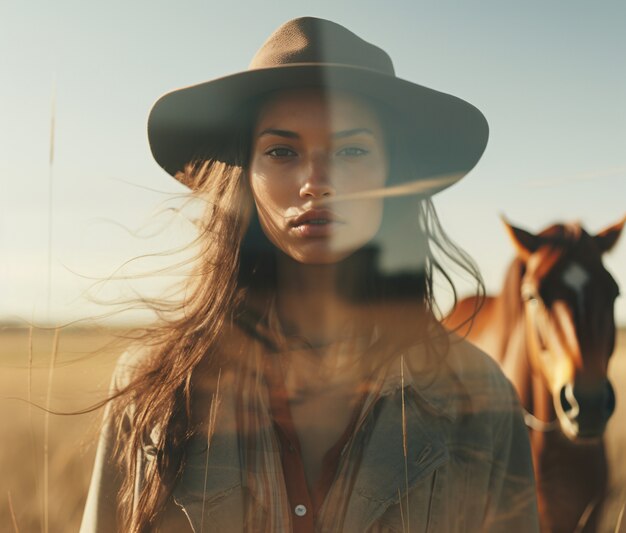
[558,380,615,440]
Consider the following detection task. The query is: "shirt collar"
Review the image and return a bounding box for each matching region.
[239,303,464,422]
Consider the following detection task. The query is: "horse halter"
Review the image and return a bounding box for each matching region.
[520,274,617,438]
[521,281,580,433]
[520,281,556,377]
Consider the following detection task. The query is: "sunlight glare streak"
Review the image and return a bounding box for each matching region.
[326,174,460,203]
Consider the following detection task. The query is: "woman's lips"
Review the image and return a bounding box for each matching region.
[292,219,339,237]
[290,209,344,238]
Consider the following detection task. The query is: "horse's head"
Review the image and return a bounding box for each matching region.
[504,216,624,441]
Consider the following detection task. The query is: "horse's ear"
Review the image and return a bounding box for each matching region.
[594,215,626,253]
[501,215,541,262]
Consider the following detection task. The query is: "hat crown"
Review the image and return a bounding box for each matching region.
[149,17,488,186]
[249,17,395,75]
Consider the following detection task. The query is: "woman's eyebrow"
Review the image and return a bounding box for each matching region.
[257,128,299,139]
[257,127,374,139]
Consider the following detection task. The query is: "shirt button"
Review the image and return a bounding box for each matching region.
[294,504,307,517]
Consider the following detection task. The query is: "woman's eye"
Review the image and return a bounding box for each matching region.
[266,147,297,158]
[336,146,369,157]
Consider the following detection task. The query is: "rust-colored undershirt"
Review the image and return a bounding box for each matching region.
[264,357,367,533]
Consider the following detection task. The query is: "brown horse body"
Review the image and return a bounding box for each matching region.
[446,218,624,532]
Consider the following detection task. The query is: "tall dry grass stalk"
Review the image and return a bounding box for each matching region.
[43,328,60,533]
[615,501,625,533]
[573,497,600,533]
[397,488,406,533]
[46,81,56,322]
[400,355,410,532]
[7,490,20,533]
[28,326,33,406]
[42,79,56,532]
[200,368,222,533]
[27,326,44,533]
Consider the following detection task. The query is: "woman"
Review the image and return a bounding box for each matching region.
[81,17,539,532]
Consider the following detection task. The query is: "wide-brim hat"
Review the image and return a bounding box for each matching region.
[148,17,489,195]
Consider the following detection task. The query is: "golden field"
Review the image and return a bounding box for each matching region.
[1,326,625,532]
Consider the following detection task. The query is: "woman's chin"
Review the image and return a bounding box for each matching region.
[283,241,364,265]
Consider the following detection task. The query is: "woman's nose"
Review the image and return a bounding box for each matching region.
[299,156,335,199]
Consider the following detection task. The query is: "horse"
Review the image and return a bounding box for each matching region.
[445,216,624,532]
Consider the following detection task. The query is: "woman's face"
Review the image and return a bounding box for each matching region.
[249,89,388,264]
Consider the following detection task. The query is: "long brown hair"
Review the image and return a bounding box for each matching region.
[111,154,253,531]
[108,101,485,532]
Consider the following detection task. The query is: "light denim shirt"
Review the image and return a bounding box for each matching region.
[80,338,539,532]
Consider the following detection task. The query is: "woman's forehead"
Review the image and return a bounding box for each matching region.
[253,88,384,135]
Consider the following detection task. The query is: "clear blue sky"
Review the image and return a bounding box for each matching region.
[1,0,625,325]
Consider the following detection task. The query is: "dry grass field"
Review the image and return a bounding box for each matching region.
[1,326,625,532]
[0,327,129,532]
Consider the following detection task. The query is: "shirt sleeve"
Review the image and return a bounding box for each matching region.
[79,351,138,533]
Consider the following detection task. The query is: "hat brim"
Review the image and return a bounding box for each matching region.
[147,64,488,194]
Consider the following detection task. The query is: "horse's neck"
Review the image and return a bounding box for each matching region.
[497,261,560,420]
[496,259,535,409]
[492,259,526,355]
[501,258,525,318]
[530,373,557,423]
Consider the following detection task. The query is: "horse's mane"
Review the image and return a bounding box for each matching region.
[538,222,585,244]
[500,257,525,323]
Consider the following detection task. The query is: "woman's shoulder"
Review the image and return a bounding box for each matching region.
[403,332,518,421]
[109,344,154,392]
[446,334,511,383]
[405,329,513,388]
[444,334,520,417]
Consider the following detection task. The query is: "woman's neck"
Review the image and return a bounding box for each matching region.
[275,254,353,347]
